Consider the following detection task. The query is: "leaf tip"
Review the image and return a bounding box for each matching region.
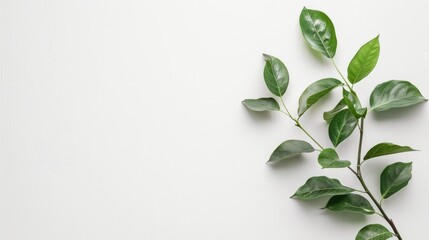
[262,53,270,60]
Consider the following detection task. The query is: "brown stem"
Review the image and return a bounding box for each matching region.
[352,118,403,240]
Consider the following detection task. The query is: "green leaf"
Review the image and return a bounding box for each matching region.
[356,224,393,240]
[323,99,346,123]
[242,98,280,112]
[380,162,412,199]
[370,80,427,111]
[267,140,314,164]
[329,109,358,147]
[324,194,375,215]
[291,176,355,200]
[298,78,342,116]
[318,148,351,168]
[263,54,289,97]
[343,89,367,118]
[299,7,337,58]
[348,35,380,84]
[364,142,417,161]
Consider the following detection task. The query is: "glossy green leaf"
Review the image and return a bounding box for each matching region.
[370,80,427,111]
[324,194,375,215]
[298,78,342,116]
[242,98,280,112]
[267,140,314,164]
[329,109,358,147]
[318,148,351,168]
[380,162,412,199]
[323,99,346,123]
[291,176,355,200]
[356,224,393,240]
[299,7,337,58]
[343,89,367,118]
[348,35,380,84]
[263,54,289,97]
[364,143,417,161]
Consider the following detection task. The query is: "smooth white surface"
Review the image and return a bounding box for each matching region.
[1,0,428,239]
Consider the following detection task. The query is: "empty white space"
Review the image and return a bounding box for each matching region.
[1,0,428,239]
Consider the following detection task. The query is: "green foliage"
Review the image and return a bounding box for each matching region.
[328,109,358,147]
[318,148,351,168]
[364,143,417,161]
[343,89,367,118]
[267,140,314,164]
[370,80,427,111]
[243,6,426,240]
[298,78,342,116]
[324,194,375,215]
[291,176,355,200]
[263,54,289,97]
[380,162,413,199]
[356,224,393,240]
[242,98,280,112]
[299,7,337,58]
[348,35,380,84]
[323,99,346,123]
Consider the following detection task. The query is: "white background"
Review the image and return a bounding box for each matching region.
[1,0,428,239]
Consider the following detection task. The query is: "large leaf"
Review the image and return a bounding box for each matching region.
[323,99,346,123]
[380,162,412,199]
[298,78,342,116]
[299,7,337,58]
[348,35,380,84]
[364,142,417,161]
[370,80,427,111]
[242,98,280,112]
[291,176,355,200]
[263,54,289,97]
[343,89,367,118]
[318,148,351,168]
[356,224,393,240]
[267,140,314,164]
[329,109,358,147]
[324,194,375,215]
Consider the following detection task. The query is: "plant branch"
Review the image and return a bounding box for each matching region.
[330,58,352,91]
[279,98,324,150]
[295,122,324,150]
[352,118,403,240]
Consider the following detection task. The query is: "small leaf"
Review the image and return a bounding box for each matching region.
[318,148,351,168]
[343,89,367,118]
[370,80,427,111]
[329,109,358,147]
[324,194,375,215]
[263,54,289,97]
[364,142,417,161]
[380,162,412,199]
[348,35,380,84]
[323,99,346,123]
[291,176,355,200]
[298,78,342,116]
[299,7,337,58]
[355,224,393,240]
[267,140,314,164]
[242,98,280,112]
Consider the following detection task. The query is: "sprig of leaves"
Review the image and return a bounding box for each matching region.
[242,6,426,240]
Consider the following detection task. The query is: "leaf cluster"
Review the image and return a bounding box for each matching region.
[242,6,426,240]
